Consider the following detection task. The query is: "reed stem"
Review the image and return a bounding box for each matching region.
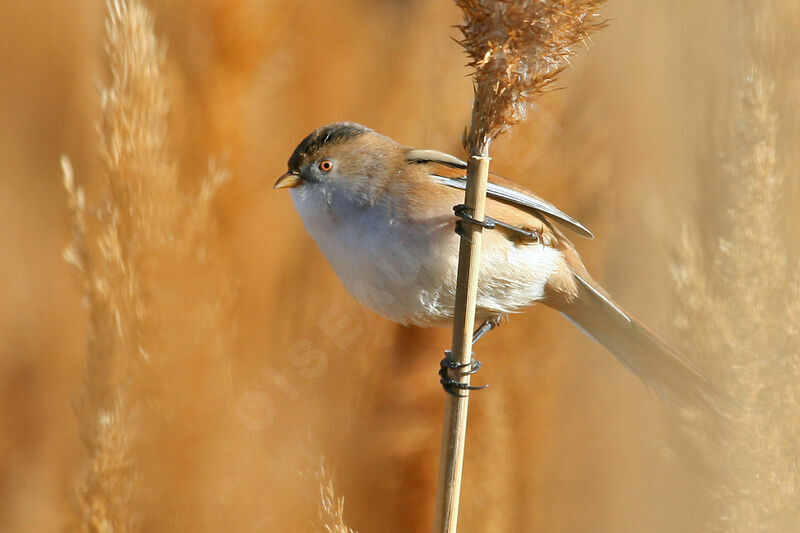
[434,2,606,529]
[433,137,492,533]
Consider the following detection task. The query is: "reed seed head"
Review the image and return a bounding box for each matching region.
[456,0,607,149]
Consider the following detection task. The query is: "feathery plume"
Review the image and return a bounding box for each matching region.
[456,0,606,149]
[673,1,800,529]
[316,461,357,533]
[65,1,232,530]
[67,0,173,529]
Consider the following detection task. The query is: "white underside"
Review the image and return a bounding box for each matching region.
[291,184,562,327]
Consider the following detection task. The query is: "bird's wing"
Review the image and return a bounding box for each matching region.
[406,148,593,239]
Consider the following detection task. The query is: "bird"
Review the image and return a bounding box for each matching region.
[274,121,719,411]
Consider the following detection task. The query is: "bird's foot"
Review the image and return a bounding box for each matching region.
[453,204,540,243]
[439,351,488,397]
[453,204,495,242]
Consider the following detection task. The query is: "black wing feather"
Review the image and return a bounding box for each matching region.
[406,148,593,239]
[430,174,594,239]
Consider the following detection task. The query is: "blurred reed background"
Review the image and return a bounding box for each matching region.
[0,1,797,532]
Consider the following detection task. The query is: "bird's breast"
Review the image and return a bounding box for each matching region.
[290,185,563,326]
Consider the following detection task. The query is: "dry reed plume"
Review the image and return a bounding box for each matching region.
[456,0,606,149]
[316,461,357,533]
[673,0,800,530]
[64,0,231,530]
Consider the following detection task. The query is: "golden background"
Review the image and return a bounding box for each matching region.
[1,1,797,531]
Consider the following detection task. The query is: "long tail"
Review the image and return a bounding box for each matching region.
[548,272,724,412]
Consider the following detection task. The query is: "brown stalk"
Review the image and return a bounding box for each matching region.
[433,134,491,533]
[434,2,606,531]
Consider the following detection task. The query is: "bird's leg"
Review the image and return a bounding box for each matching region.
[453,204,495,243]
[453,204,540,242]
[439,319,501,396]
[442,211,507,396]
[472,317,502,345]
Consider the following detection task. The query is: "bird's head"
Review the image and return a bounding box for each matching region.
[274,122,401,203]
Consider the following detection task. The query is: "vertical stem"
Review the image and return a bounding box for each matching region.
[433,138,491,533]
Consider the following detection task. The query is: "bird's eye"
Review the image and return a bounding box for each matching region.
[319,160,334,172]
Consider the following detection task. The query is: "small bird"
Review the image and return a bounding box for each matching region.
[275,122,717,410]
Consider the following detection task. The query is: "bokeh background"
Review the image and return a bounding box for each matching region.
[1,1,798,532]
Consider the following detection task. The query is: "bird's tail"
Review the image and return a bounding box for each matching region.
[548,272,724,412]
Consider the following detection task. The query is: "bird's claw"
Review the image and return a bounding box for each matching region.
[453,204,495,243]
[453,204,540,242]
[439,351,488,397]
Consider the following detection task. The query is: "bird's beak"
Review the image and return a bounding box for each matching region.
[273,171,302,189]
